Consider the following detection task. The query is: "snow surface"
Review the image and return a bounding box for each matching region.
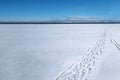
[0,24,120,80]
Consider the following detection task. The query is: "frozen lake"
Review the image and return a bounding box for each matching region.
[0,24,120,80]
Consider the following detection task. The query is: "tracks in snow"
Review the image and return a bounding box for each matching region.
[110,34,120,52]
[56,32,108,80]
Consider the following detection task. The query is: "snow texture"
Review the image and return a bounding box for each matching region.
[0,24,120,80]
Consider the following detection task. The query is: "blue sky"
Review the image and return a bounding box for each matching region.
[0,0,120,20]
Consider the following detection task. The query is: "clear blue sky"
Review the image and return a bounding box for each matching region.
[0,0,120,20]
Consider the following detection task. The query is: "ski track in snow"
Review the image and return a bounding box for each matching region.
[56,31,108,80]
[110,34,120,52]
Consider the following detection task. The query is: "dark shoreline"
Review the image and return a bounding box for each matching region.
[0,22,120,24]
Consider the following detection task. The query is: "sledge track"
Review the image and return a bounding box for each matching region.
[110,35,120,52]
[56,32,107,80]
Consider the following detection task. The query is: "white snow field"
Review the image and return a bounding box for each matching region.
[0,24,120,80]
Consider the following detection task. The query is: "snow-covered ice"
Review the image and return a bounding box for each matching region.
[0,24,120,80]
